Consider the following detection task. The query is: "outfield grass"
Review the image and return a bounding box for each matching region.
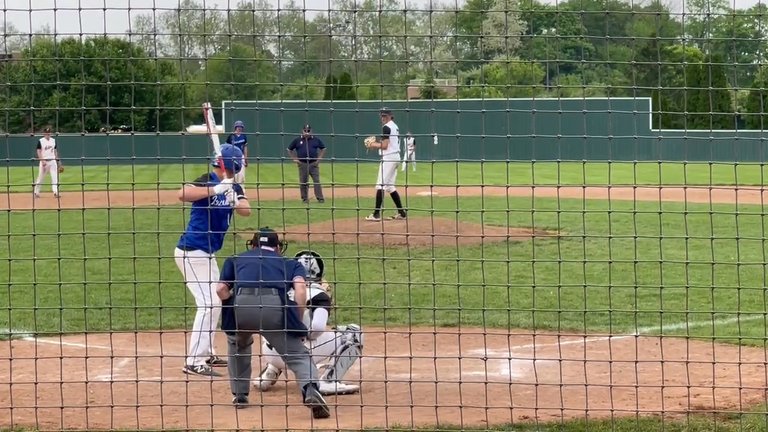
[2,161,768,193]
[412,410,768,431]
[1,195,767,346]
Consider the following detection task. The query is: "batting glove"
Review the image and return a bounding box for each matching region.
[212,178,234,195]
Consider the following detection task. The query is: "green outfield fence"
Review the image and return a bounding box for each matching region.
[5,97,768,166]
[3,1,768,432]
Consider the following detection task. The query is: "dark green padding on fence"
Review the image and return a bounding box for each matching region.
[2,98,767,166]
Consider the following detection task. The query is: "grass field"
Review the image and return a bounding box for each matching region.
[3,160,768,192]
[2,195,766,344]
[2,161,768,431]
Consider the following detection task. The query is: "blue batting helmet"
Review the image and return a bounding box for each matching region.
[211,144,244,174]
[233,120,244,130]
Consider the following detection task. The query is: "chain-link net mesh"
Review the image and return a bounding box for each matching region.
[1,0,768,431]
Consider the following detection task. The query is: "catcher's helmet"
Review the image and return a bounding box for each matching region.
[233,120,244,130]
[294,250,324,281]
[211,143,244,174]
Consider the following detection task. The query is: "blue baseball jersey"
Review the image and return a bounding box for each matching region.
[176,172,246,254]
[219,248,308,336]
[226,133,248,155]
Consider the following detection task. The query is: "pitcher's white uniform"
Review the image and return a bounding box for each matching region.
[402,134,415,172]
[377,119,400,192]
[33,134,60,197]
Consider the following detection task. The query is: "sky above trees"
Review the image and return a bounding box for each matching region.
[1,0,768,132]
[2,0,764,35]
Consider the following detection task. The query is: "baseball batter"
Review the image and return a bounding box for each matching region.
[255,250,363,396]
[401,131,416,172]
[225,120,248,185]
[175,143,251,377]
[364,107,408,221]
[33,127,62,198]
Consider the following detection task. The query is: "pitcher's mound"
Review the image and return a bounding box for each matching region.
[279,217,559,248]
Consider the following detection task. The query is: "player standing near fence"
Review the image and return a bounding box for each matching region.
[33,127,63,198]
[363,108,407,221]
[175,144,251,377]
[401,131,416,172]
[255,250,363,396]
[215,229,331,418]
[225,121,248,185]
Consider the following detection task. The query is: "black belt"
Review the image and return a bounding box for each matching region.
[298,160,316,164]
[178,245,198,251]
[237,287,280,296]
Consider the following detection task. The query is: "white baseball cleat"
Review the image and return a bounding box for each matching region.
[318,380,360,395]
[253,363,281,391]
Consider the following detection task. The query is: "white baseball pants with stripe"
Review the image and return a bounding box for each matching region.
[174,247,221,366]
[376,153,400,193]
[33,160,59,195]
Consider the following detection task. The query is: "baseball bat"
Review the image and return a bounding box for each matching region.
[202,102,222,156]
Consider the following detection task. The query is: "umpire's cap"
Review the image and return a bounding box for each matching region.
[247,227,287,254]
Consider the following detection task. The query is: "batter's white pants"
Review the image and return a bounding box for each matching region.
[174,247,221,366]
[33,160,59,194]
[376,153,400,193]
[401,149,416,172]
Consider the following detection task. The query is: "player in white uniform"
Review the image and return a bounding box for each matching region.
[33,127,61,198]
[254,250,363,396]
[401,131,416,172]
[364,107,408,221]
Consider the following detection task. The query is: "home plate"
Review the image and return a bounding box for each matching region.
[417,191,438,196]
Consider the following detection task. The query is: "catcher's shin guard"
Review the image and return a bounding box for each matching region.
[320,324,363,385]
[321,343,362,382]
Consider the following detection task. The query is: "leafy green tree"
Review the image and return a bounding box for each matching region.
[639,43,706,129]
[323,74,339,100]
[459,57,545,98]
[336,72,357,100]
[1,36,188,133]
[194,43,278,109]
[744,66,768,129]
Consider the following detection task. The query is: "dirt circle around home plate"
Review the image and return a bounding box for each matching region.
[3,328,768,430]
[1,184,767,429]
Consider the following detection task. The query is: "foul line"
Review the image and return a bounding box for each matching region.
[506,314,767,353]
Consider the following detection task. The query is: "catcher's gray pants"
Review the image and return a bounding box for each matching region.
[298,162,324,201]
[227,288,319,396]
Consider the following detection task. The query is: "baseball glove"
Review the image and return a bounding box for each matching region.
[58,165,64,174]
[363,136,377,149]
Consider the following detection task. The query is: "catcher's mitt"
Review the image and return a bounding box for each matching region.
[363,136,377,149]
[58,165,64,174]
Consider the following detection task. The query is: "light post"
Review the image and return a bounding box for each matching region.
[541,27,556,89]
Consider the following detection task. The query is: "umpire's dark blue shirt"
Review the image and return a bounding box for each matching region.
[219,247,307,336]
[288,135,325,162]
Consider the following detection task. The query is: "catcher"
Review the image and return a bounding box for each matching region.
[254,250,363,396]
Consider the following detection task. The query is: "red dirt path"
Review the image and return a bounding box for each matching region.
[2,329,768,431]
[1,184,766,430]
[3,184,768,210]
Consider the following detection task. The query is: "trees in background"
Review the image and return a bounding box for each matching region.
[2,0,768,131]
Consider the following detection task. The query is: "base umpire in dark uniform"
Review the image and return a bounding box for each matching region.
[216,227,331,419]
[287,124,326,203]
